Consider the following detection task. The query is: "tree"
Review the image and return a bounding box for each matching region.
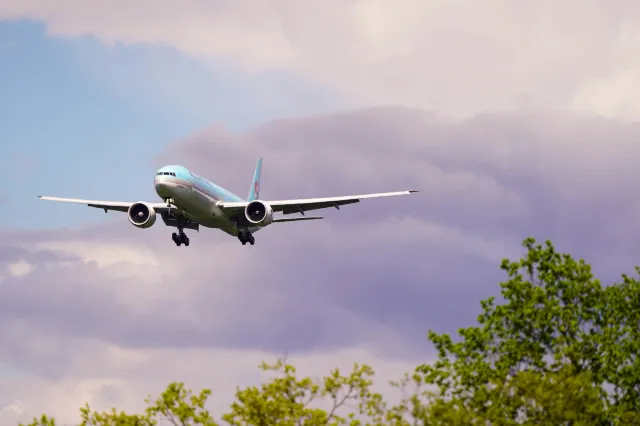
[222,359,388,425]
[418,237,640,424]
[417,362,605,425]
[19,237,640,425]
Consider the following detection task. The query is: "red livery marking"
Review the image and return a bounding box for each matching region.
[254,181,259,197]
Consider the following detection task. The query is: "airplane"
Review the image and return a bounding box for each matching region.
[39,158,418,247]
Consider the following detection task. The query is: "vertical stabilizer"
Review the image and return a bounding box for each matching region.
[247,157,263,201]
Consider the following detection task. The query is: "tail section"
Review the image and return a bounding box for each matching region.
[247,157,263,201]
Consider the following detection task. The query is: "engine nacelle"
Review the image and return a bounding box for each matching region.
[127,202,157,229]
[244,200,273,226]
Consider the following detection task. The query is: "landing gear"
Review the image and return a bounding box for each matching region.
[171,216,191,247]
[231,217,255,246]
[238,230,255,246]
[172,230,189,247]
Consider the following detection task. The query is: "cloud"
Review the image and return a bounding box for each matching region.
[0,343,417,425]
[3,106,640,422]
[3,1,640,118]
[0,224,428,423]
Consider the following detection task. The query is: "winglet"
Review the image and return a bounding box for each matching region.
[409,190,419,193]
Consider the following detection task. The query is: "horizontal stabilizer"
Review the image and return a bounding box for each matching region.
[272,216,323,223]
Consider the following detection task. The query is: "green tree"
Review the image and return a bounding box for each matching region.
[145,382,217,425]
[418,362,605,425]
[418,237,640,424]
[222,358,389,425]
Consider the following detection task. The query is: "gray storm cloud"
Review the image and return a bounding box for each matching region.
[2,106,640,422]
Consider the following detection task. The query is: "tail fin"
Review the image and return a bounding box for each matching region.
[247,157,263,201]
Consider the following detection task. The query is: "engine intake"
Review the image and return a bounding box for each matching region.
[244,200,273,226]
[128,202,157,228]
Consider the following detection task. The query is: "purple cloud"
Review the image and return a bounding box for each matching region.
[2,106,640,422]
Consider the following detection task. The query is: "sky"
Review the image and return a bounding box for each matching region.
[3,1,640,424]
[0,19,348,230]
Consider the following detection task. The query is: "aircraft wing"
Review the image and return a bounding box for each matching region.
[38,196,172,213]
[219,190,418,216]
[272,216,323,223]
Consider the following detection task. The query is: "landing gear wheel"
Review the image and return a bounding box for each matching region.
[172,231,189,247]
[238,231,254,246]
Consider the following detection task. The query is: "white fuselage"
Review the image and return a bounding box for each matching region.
[153,168,259,237]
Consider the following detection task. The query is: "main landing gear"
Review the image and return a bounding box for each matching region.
[172,230,189,247]
[231,217,255,246]
[171,215,191,247]
[238,230,255,246]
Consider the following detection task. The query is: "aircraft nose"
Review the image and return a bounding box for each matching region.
[154,177,170,197]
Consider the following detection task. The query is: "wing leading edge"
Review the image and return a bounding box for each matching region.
[219,190,418,216]
[38,196,171,213]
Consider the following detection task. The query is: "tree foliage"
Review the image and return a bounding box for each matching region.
[19,238,640,425]
[418,237,640,424]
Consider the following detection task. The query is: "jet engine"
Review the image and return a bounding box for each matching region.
[127,202,157,228]
[244,200,273,226]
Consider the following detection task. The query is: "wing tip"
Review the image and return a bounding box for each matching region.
[408,190,419,193]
